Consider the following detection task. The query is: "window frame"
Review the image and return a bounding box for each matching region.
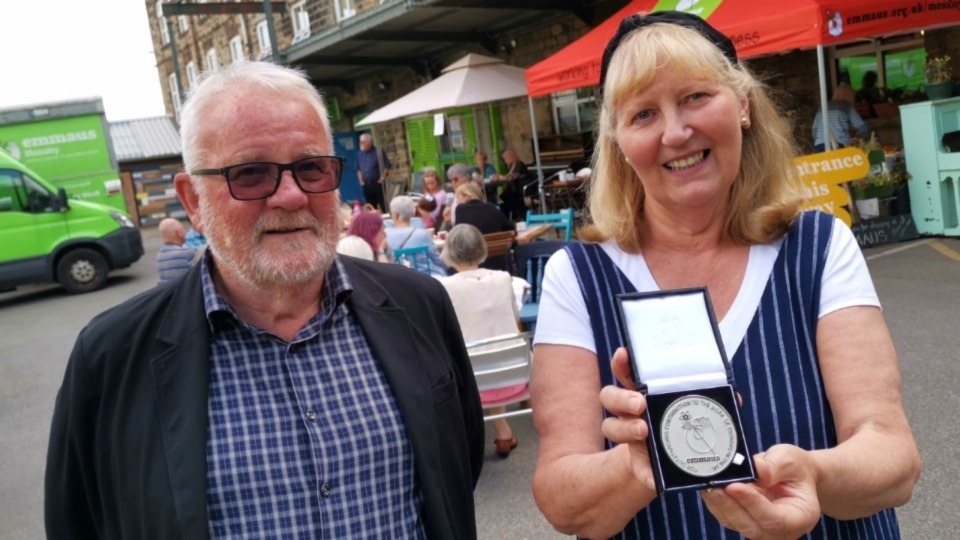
[229,36,244,64]
[256,20,271,58]
[828,34,925,91]
[186,61,198,89]
[292,1,310,40]
[206,48,219,72]
[157,2,170,45]
[334,0,357,22]
[169,73,182,121]
[178,14,189,33]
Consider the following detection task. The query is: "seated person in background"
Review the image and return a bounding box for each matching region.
[420,167,447,224]
[156,218,196,284]
[438,206,454,233]
[813,83,871,152]
[491,148,532,221]
[347,211,390,262]
[438,224,529,458]
[454,182,516,235]
[445,162,474,226]
[386,195,447,276]
[416,196,440,230]
[470,152,497,180]
[335,235,375,261]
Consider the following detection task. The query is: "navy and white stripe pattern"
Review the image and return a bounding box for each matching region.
[565,211,900,539]
[201,256,425,539]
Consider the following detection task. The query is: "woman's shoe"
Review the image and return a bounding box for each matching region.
[495,436,519,458]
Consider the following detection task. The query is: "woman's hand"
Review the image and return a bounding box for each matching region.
[598,348,656,491]
[701,444,821,539]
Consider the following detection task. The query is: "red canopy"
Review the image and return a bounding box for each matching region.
[525,0,960,97]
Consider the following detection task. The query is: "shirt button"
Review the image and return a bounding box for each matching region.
[320,483,331,497]
[306,409,317,421]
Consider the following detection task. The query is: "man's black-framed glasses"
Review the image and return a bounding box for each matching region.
[191,155,345,201]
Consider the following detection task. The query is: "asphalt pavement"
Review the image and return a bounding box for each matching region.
[1,226,958,539]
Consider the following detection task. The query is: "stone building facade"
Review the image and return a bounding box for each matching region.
[144,1,960,183]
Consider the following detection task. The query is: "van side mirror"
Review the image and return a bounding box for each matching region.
[54,187,70,211]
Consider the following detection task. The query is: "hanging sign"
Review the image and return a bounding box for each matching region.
[794,147,869,226]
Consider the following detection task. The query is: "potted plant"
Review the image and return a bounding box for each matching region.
[853,134,896,200]
[925,55,954,100]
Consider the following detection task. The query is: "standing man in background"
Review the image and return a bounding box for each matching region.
[356,132,391,211]
[155,217,195,284]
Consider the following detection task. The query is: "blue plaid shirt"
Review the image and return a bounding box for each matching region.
[201,255,425,539]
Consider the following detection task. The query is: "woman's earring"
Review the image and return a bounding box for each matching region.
[740,116,752,130]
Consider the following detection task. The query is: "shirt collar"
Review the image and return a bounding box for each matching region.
[200,251,354,332]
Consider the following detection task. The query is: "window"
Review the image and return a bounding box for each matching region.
[551,88,597,135]
[186,61,198,89]
[0,170,55,213]
[256,21,271,58]
[169,73,182,120]
[831,35,925,95]
[157,2,169,45]
[229,36,245,64]
[206,48,219,72]
[334,0,357,21]
[178,15,189,33]
[291,1,310,42]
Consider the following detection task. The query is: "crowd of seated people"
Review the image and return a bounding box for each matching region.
[385,195,447,276]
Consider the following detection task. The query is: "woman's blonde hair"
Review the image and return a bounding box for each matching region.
[455,182,483,202]
[584,22,802,251]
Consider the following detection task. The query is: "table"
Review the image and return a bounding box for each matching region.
[543,178,586,212]
[432,224,553,251]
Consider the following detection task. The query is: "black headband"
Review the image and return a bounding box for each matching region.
[599,11,739,96]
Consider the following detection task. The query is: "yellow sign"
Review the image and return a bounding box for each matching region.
[794,147,869,226]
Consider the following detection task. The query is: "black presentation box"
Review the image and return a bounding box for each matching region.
[616,287,757,494]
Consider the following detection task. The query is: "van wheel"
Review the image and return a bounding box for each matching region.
[57,249,108,294]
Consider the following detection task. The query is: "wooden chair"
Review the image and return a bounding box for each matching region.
[481,230,517,273]
[526,208,574,242]
[465,332,534,422]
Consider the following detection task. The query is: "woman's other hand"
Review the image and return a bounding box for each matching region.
[701,444,820,539]
[599,347,656,490]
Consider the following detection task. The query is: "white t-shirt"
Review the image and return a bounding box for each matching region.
[533,217,878,359]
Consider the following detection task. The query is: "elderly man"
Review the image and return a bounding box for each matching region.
[156,217,195,284]
[355,132,391,211]
[492,148,532,221]
[45,62,484,539]
[444,162,474,226]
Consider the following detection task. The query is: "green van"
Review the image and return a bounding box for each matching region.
[0,147,143,294]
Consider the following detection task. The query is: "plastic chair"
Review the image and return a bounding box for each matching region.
[465,332,534,422]
[513,240,567,329]
[393,245,433,275]
[526,208,574,242]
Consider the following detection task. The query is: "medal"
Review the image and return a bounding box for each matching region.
[660,395,739,477]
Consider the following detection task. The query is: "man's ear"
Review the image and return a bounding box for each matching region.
[174,172,203,234]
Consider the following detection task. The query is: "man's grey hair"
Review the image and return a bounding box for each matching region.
[179,61,331,172]
[446,163,471,182]
[360,133,373,142]
[390,195,416,222]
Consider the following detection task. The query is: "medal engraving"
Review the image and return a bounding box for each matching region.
[660,395,737,477]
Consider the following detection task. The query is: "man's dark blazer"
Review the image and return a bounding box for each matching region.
[45,256,484,539]
[455,199,516,235]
